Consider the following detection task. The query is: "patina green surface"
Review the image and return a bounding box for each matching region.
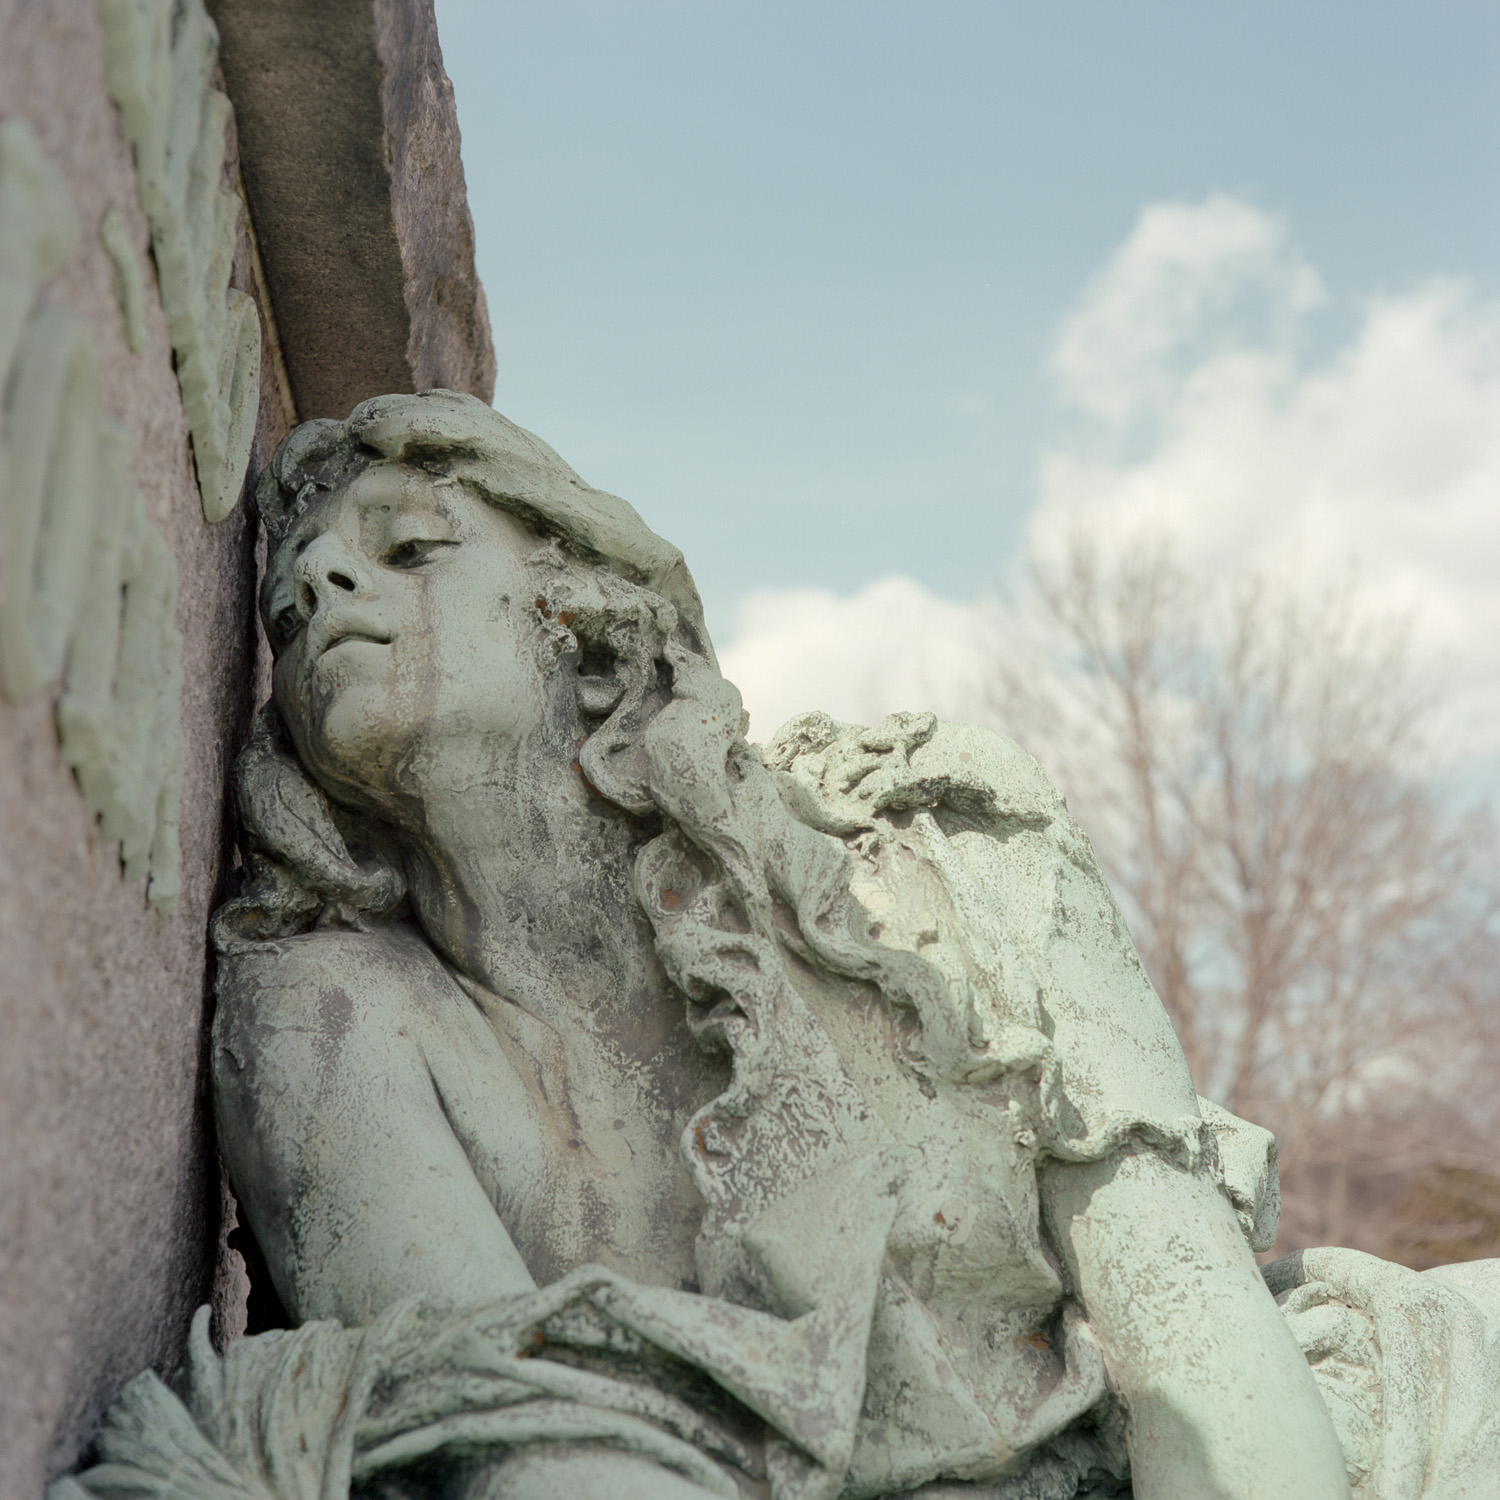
[98,203,147,353]
[56,392,1500,1498]
[0,118,184,910]
[96,0,261,523]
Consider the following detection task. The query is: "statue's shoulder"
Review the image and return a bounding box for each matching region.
[759,710,1066,836]
[214,918,459,1046]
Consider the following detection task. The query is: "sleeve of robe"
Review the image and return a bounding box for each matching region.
[765,710,1263,1196]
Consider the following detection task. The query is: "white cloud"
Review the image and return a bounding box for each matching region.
[1035,200,1500,757]
[1048,195,1324,430]
[719,196,1500,758]
[716,577,994,742]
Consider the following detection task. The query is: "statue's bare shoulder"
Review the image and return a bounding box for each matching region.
[213,918,543,1324]
[213,920,483,1096]
[217,918,456,1032]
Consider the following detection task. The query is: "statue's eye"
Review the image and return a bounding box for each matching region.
[383,538,453,569]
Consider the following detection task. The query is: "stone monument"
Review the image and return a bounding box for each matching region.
[0,1,491,1492]
[50,393,1500,1499]
[6,6,1500,1500]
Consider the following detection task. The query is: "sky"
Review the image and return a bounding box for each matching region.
[437,2,1500,751]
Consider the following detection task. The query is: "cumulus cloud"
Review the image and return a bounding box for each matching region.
[721,196,1500,756]
[1036,198,1500,756]
[716,577,996,742]
[1048,195,1325,431]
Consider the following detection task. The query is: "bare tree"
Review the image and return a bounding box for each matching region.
[991,533,1500,1257]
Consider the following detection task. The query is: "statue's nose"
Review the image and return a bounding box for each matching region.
[294,531,371,615]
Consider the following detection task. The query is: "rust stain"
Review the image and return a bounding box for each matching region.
[662,889,682,910]
[557,610,576,626]
[571,758,606,798]
[534,596,551,617]
[1020,1330,1052,1352]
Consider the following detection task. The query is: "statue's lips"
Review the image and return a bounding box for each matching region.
[311,614,394,659]
[321,633,391,656]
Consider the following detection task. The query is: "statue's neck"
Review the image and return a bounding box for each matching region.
[398,731,666,1040]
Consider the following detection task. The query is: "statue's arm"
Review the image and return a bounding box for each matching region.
[1041,1151,1349,1500]
[213,926,537,1326]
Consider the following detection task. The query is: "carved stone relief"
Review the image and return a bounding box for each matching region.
[99,201,148,353]
[96,0,262,523]
[0,119,185,911]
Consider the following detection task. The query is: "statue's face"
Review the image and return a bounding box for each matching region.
[263,463,552,814]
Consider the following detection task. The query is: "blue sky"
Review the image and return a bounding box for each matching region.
[436,1,1500,628]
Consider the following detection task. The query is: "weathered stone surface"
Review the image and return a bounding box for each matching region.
[63,392,1500,1500]
[1,1,502,1492]
[205,0,494,420]
[0,1,292,1491]
[95,0,264,522]
[63,395,1349,1500]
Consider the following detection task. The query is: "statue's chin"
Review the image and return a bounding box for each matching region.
[282,683,414,814]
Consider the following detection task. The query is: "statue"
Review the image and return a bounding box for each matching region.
[55,392,1500,1500]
